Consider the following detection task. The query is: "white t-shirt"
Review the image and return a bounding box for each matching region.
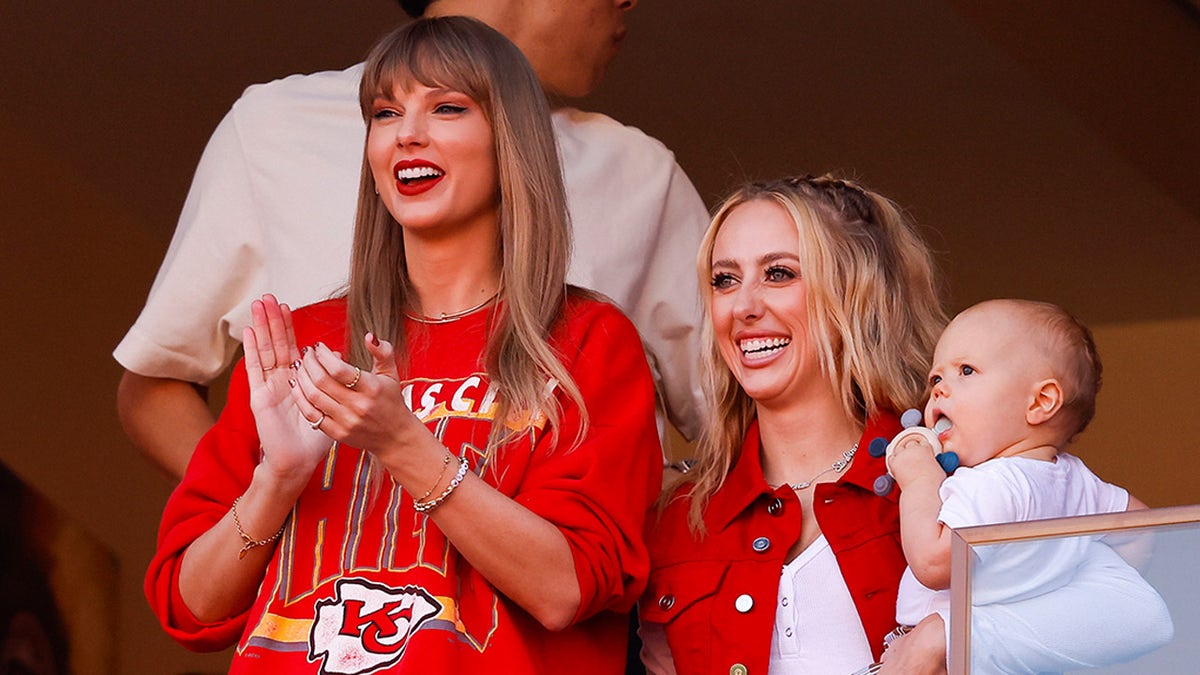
[114,64,710,439]
[896,453,1130,649]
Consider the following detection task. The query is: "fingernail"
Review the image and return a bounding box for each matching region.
[288,378,296,388]
[290,359,302,370]
[370,333,380,347]
[301,346,310,355]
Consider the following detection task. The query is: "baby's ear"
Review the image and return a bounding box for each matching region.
[1027,379,1063,425]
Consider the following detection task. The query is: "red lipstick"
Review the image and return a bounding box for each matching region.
[392,159,445,196]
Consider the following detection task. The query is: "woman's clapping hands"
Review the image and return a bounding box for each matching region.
[242,294,334,483]
[245,295,430,483]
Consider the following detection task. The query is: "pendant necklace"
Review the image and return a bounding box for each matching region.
[403,290,499,325]
[773,443,859,491]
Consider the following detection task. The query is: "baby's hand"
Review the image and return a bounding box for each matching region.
[870,409,959,497]
[887,427,945,489]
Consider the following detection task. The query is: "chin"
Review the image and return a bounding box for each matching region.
[736,380,787,407]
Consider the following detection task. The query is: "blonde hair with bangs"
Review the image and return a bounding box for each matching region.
[347,16,585,455]
[681,175,947,533]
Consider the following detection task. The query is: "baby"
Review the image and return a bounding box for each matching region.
[886,299,1167,672]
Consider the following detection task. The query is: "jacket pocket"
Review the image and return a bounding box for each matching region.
[640,560,732,673]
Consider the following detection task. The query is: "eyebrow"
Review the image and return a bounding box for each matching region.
[711,251,801,269]
[371,87,464,104]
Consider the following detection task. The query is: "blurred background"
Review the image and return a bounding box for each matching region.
[1,1,1196,672]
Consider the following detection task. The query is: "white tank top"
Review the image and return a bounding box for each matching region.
[769,534,874,674]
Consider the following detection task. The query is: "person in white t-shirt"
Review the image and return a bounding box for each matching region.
[115,0,709,480]
[882,298,1172,673]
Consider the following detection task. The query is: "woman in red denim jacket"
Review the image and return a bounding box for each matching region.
[639,175,947,674]
[640,174,1176,675]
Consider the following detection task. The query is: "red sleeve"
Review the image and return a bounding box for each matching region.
[513,300,663,622]
[143,357,262,651]
[143,300,344,651]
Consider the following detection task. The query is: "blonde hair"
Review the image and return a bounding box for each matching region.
[682,175,947,532]
[970,299,1102,444]
[348,17,584,453]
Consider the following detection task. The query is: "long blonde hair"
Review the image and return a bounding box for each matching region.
[347,17,584,452]
[682,175,946,532]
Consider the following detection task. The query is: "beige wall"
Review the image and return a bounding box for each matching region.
[1080,318,1200,508]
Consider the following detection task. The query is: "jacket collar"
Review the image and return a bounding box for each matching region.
[703,412,903,531]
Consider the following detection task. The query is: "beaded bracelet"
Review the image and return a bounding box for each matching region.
[231,496,287,560]
[413,456,470,514]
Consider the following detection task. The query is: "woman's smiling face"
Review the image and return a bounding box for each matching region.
[366,82,498,239]
[708,199,826,411]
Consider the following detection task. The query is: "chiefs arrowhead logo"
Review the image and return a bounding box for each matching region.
[309,578,442,674]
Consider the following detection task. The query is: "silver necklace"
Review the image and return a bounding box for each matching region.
[403,291,499,324]
[774,443,859,490]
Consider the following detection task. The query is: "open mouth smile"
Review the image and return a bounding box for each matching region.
[739,337,790,358]
[396,165,444,184]
[392,160,445,196]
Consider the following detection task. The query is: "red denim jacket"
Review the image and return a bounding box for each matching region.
[642,414,905,675]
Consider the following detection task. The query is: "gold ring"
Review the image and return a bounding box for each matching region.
[310,412,326,430]
[345,367,362,389]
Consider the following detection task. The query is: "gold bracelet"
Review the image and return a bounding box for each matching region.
[231,496,287,560]
[413,457,470,514]
[418,453,453,502]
